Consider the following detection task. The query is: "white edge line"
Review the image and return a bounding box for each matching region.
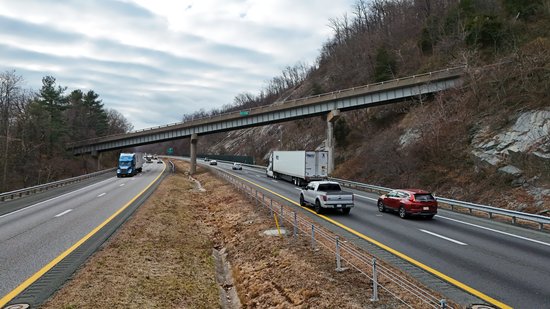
[437,215,550,247]
[98,193,106,197]
[0,177,114,219]
[54,209,73,218]
[420,229,468,245]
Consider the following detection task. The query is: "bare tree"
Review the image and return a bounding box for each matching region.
[0,70,24,191]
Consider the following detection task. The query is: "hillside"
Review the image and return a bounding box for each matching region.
[182,0,550,213]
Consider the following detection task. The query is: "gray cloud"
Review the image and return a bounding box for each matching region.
[0,0,354,130]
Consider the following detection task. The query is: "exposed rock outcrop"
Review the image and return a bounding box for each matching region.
[471,109,550,166]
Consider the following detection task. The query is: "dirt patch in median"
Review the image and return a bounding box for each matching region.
[42,161,401,308]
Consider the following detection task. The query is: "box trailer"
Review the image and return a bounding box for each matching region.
[266,151,328,186]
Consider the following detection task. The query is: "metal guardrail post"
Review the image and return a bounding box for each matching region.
[270,200,273,217]
[279,205,284,227]
[371,257,379,302]
[293,211,297,237]
[311,225,316,250]
[335,236,346,272]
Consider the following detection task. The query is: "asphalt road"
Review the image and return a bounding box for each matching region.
[206,160,550,309]
[0,162,165,302]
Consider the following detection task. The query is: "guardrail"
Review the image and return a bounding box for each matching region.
[189,157,550,230]
[0,168,116,202]
[329,177,550,230]
[213,167,455,308]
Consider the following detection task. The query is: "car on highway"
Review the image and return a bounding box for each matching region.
[300,181,354,215]
[204,157,210,162]
[232,163,242,170]
[377,189,437,219]
[157,159,163,164]
[209,160,217,166]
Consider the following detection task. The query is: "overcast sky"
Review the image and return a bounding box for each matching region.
[1,0,355,130]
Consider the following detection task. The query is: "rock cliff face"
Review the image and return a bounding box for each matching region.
[471,109,550,166]
[468,109,550,211]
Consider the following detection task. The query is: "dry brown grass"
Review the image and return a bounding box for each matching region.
[41,160,434,308]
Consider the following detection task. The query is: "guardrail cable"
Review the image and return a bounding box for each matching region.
[213,169,452,309]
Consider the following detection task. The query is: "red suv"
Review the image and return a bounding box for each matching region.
[377,189,437,219]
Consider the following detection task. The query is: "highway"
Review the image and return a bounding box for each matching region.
[0,162,165,306]
[2,158,549,308]
[205,160,550,309]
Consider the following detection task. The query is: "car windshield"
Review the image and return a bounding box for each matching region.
[318,184,341,191]
[414,193,435,201]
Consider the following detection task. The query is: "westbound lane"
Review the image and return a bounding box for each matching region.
[0,162,165,302]
[207,160,550,309]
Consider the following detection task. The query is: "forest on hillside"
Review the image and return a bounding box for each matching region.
[0,72,133,192]
[185,0,549,211]
[3,0,549,212]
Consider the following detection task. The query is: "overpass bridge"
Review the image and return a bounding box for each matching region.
[68,66,465,173]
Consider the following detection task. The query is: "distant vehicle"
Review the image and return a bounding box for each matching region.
[266,150,328,186]
[209,160,217,165]
[117,153,144,177]
[377,189,437,219]
[145,156,153,163]
[157,159,163,164]
[204,157,210,162]
[232,163,242,170]
[300,181,354,215]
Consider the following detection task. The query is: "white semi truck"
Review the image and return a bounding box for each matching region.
[266,151,328,186]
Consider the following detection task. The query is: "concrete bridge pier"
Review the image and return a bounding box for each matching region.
[189,133,198,175]
[91,150,102,171]
[326,109,340,174]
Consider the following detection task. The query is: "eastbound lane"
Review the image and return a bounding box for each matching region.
[0,163,165,301]
[207,160,550,309]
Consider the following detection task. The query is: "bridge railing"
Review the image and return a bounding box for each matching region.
[68,65,466,148]
[329,177,550,230]
[0,168,116,202]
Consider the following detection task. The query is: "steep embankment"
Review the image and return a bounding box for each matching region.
[193,2,550,213]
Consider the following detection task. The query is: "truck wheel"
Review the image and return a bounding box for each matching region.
[342,208,351,215]
[377,201,386,212]
[314,200,323,214]
[399,206,408,219]
[299,194,305,206]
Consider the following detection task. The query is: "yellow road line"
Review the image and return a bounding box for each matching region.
[0,165,166,307]
[231,172,512,309]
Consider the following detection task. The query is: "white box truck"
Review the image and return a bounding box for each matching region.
[266,151,328,186]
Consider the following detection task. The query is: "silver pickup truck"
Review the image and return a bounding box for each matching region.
[299,181,354,215]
